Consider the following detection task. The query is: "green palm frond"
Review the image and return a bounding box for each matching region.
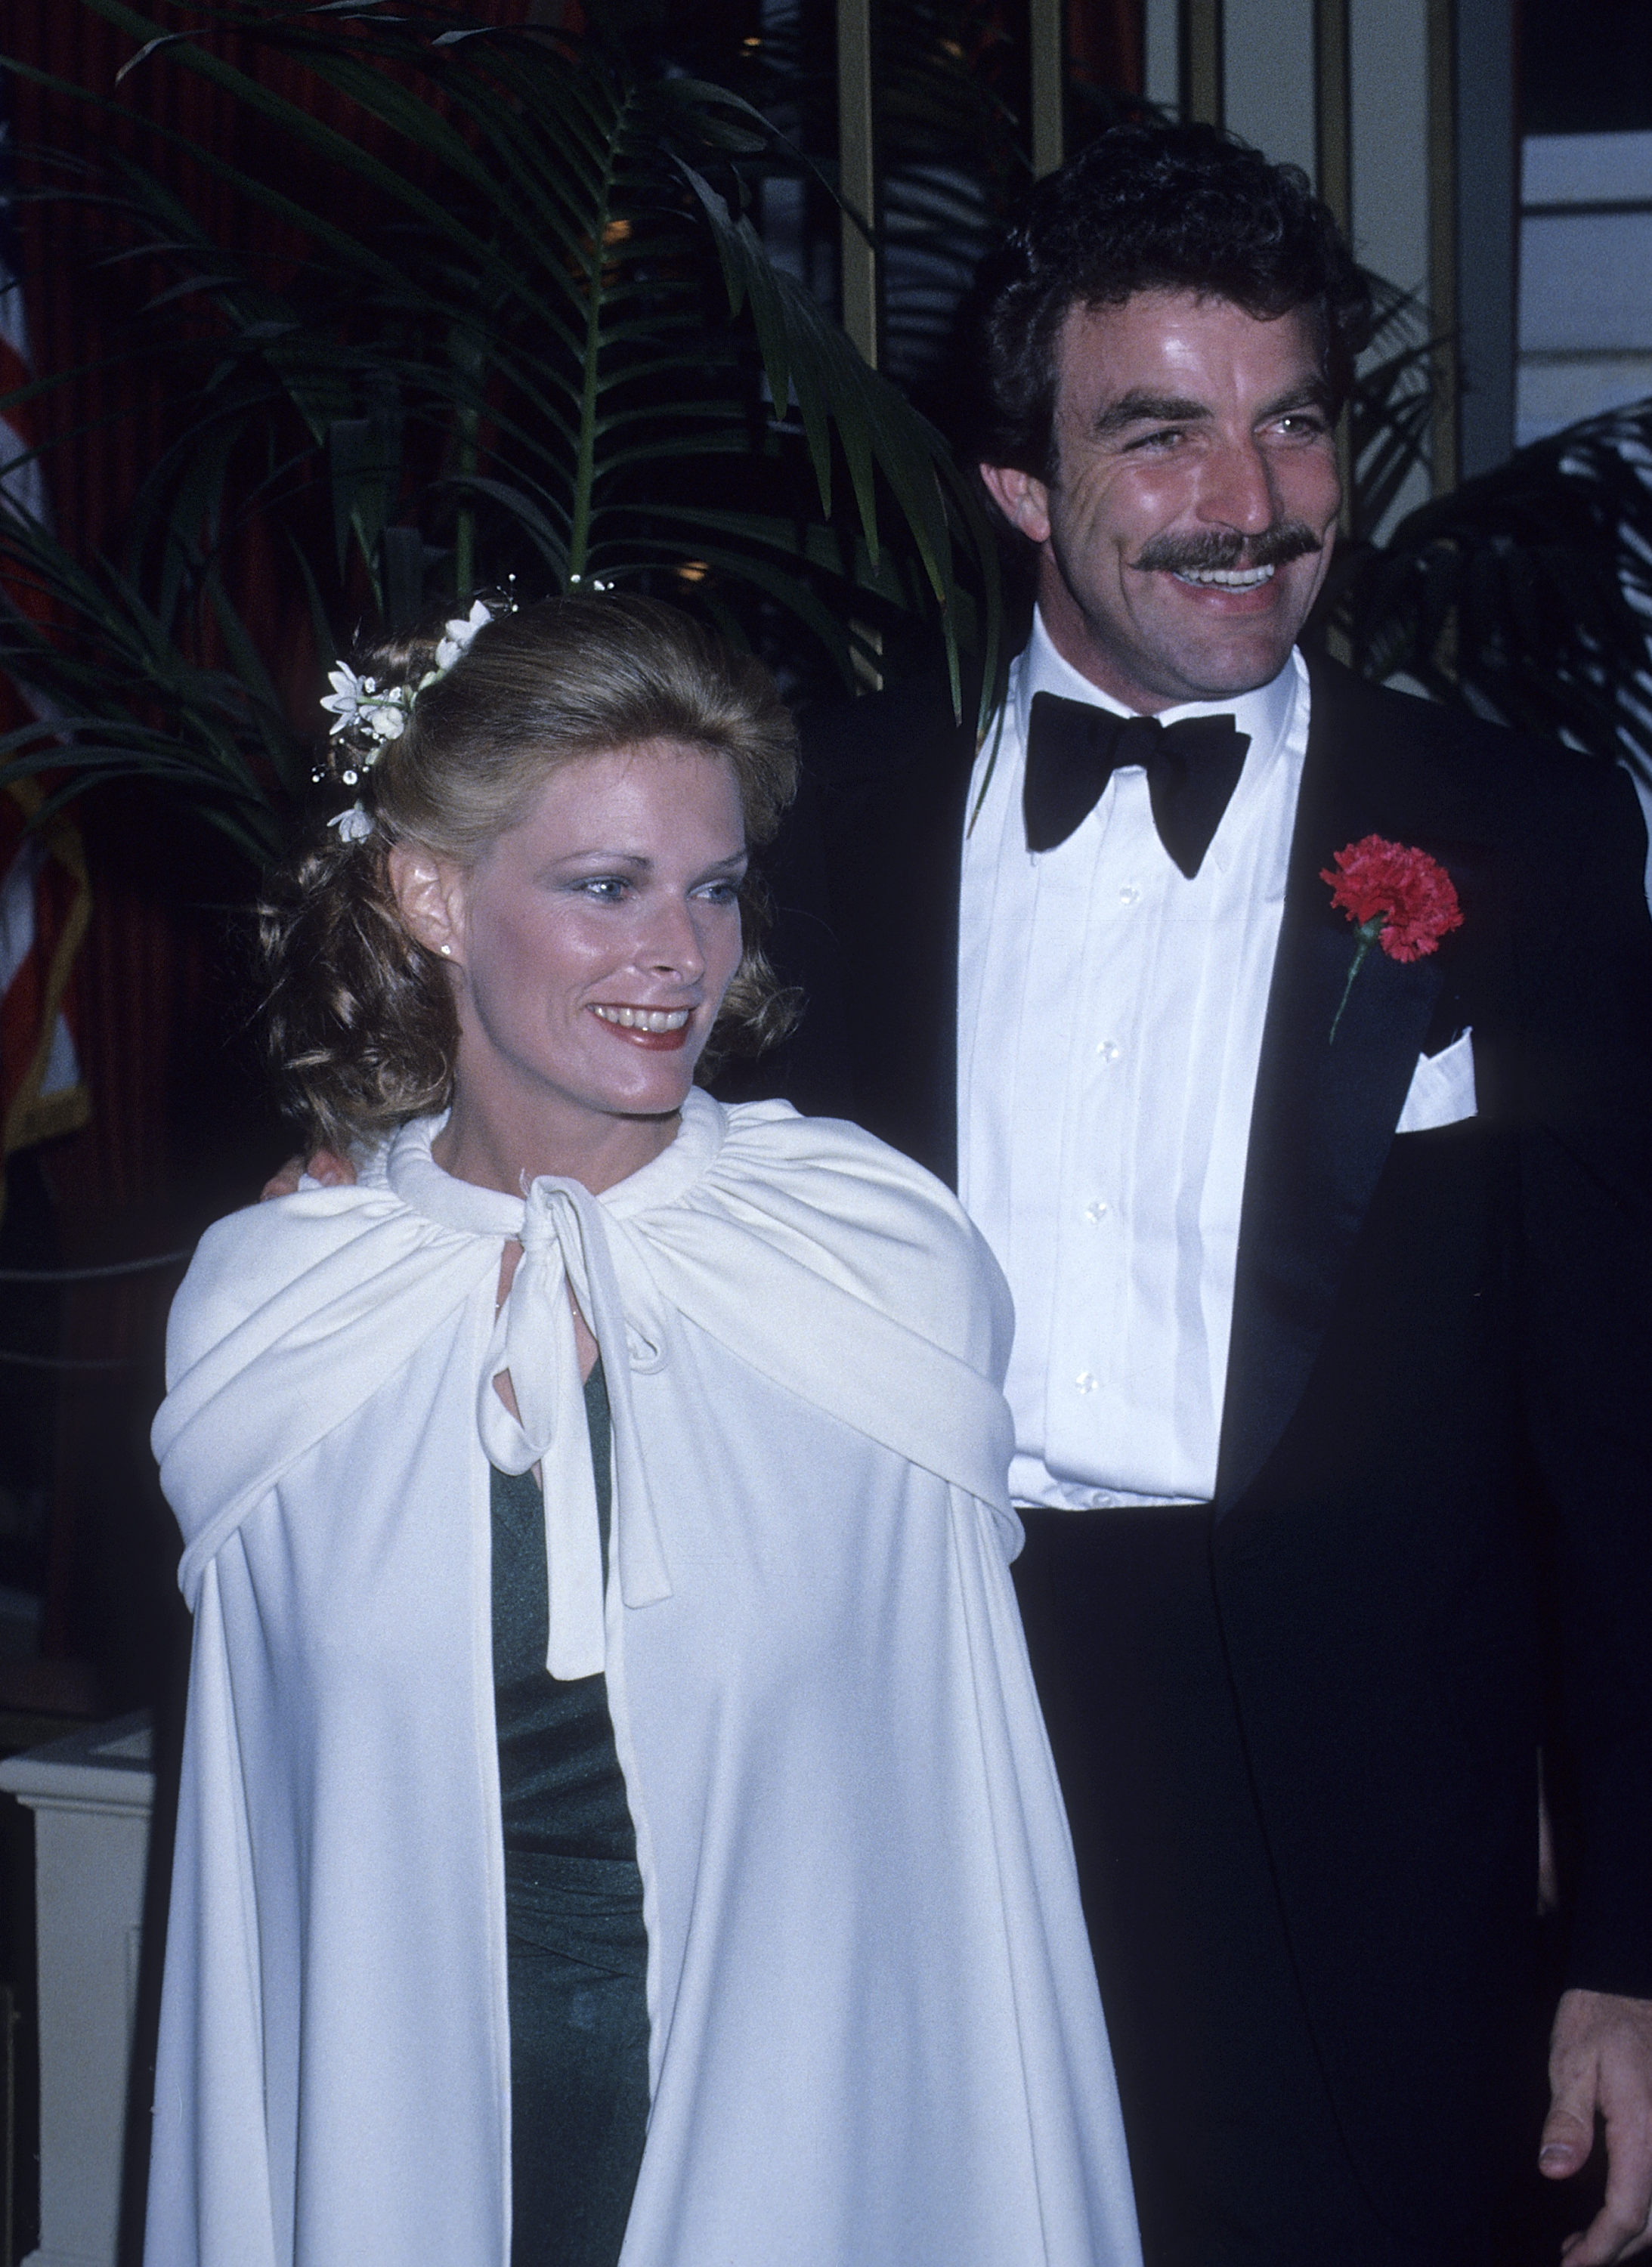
[2,0,1004,864]
[1343,277,1438,547]
[0,508,302,866]
[1322,402,1652,771]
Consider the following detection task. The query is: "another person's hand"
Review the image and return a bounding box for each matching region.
[260,1151,357,1201]
[1542,1987,1652,2262]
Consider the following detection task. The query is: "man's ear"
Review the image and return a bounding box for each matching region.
[387,842,466,963]
[979,461,1053,546]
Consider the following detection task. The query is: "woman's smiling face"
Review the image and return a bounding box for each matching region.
[395,738,748,1193]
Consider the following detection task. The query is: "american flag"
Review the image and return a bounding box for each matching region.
[1,65,90,1205]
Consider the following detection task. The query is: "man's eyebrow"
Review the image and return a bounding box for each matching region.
[1091,391,1209,438]
[1090,376,1333,441]
[1260,377,1333,417]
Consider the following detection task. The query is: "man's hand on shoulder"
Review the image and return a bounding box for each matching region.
[259,1151,357,1201]
[1542,1987,1652,2262]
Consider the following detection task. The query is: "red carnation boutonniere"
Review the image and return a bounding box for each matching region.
[1319,834,1464,1042]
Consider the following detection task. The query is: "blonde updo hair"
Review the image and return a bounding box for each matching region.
[258,594,801,1152]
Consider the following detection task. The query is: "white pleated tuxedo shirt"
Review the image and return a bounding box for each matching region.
[957,616,1309,1510]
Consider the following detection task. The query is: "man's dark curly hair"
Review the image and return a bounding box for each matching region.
[973,120,1375,480]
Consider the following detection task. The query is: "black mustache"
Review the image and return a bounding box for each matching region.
[1133,523,1323,575]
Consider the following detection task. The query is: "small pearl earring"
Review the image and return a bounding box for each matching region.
[439,944,453,957]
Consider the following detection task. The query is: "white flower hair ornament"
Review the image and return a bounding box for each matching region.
[318,665,412,764]
[327,802,375,845]
[318,598,500,788]
[433,597,493,675]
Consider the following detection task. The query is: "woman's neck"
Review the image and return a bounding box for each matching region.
[432,1087,682,1197]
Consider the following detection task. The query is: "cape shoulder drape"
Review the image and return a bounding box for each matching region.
[147,1090,1141,2267]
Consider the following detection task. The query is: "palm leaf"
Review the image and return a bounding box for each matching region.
[1319,400,1652,778]
[2,0,1004,864]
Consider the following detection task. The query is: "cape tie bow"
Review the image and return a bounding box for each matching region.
[1023,691,1251,877]
[476,1178,668,1681]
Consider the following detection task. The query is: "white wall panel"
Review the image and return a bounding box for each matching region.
[1144,0,1180,115]
[1519,214,1652,354]
[1517,133,1652,444]
[1524,130,1652,205]
[1224,0,1317,179]
[1348,0,1431,296]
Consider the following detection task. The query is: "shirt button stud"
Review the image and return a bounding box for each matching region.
[1097,1039,1121,1062]
[1118,883,1141,905]
[1084,1200,1110,1223]
[1075,1371,1098,1394]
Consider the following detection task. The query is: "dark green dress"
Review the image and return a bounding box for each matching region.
[491,1362,649,2267]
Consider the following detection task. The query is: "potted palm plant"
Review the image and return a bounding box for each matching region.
[1,0,1004,866]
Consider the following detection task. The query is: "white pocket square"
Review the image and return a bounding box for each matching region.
[1396,1027,1477,1134]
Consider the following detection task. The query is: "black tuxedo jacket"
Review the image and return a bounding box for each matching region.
[728,652,1652,2235]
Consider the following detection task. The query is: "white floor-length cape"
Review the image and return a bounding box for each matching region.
[147,1091,1140,2267]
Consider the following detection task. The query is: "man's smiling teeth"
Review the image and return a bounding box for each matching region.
[1172,564,1276,589]
[592,1005,691,1032]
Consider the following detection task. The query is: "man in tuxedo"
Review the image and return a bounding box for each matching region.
[756,123,1652,2266]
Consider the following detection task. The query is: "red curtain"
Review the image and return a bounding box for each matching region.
[7,6,323,1684]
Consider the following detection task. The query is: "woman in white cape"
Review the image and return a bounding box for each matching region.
[147,594,1140,2267]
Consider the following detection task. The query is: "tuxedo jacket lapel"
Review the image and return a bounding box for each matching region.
[1215,663,1452,1515]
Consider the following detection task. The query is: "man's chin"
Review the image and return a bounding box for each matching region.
[1133,628,1301,707]
[1046,575,1314,709]
[1183,599,1320,682]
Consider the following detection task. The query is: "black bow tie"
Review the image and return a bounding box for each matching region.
[1023,693,1251,877]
